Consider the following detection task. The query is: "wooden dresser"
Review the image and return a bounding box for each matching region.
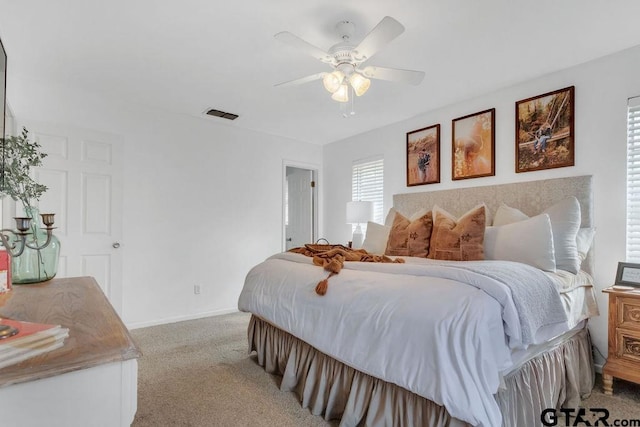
[602,286,640,395]
[0,276,141,426]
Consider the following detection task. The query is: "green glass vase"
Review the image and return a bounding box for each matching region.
[11,207,61,284]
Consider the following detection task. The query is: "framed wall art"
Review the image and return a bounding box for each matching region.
[407,124,440,186]
[452,108,495,180]
[516,86,575,173]
[615,262,640,288]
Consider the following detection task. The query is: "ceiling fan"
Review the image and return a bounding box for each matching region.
[274,16,425,103]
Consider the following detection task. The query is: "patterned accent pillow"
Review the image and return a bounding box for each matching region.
[428,205,486,261]
[385,211,433,257]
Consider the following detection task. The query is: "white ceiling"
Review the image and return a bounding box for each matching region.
[1,0,640,145]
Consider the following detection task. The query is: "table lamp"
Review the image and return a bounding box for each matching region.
[346,201,373,248]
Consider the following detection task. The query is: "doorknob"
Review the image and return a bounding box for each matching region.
[112,242,121,249]
[286,238,292,242]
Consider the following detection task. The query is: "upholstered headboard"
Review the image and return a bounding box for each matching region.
[393,175,594,273]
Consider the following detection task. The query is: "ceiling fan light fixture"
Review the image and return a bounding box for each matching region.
[331,84,350,102]
[349,73,371,96]
[322,70,345,93]
[274,16,423,109]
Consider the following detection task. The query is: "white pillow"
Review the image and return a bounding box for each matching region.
[493,203,529,226]
[484,214,556,272]
[543,197,581,274]
[576,227,596,261]
[491,198,581,273]
[362,221,391,254]
[384,208,397,227]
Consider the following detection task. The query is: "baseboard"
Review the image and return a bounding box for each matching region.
[126,308,239,330]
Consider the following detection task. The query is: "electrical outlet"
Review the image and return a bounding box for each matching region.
[194,284,201,295]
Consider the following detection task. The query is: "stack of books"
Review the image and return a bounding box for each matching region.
[0,318,69,369]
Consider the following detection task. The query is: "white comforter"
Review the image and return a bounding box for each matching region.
[238,253,568,426]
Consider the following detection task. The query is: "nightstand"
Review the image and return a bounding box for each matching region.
[602,286,640,395]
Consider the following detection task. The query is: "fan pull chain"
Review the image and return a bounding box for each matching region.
[342,86,356,118]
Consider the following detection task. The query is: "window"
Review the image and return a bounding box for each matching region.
[627,96,640,261]
[352,156,384,231]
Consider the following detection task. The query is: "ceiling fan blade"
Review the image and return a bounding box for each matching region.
[360,66,425,85]
[274,31,333,64]
[353,16,405,62]
[275,72,327,87]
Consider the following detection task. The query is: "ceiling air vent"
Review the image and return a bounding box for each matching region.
[205,109,239,121]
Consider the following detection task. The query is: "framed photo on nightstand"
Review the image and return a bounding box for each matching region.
[615,262,640,287]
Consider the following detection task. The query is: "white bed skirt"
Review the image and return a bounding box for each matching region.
[248,315,595,427]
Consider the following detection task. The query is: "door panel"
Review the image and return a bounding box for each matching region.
[37,133,68,160]
[82,140,112,164]
[83,173,111,234]
[82,254,111,296]
[19,121,123,313]
[35,169,68,235]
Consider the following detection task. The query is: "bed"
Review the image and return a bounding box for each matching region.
[238,175,599,427]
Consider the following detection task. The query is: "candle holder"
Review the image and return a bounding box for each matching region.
[0,213,56,257]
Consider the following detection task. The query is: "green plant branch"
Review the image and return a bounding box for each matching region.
[0,127,48,206]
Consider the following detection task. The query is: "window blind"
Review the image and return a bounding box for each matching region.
[352,156,384,229]
[627,96,640,261]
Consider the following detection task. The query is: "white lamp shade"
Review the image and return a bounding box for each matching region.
[346,201,373,224]
[331,84,350,103]
[349,73,371,96]
[322,70,345,93]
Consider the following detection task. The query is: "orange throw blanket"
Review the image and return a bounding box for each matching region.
[288,244,405,295]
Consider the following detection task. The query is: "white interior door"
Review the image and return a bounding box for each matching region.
[285,167,314,250]
[18,121,123,313]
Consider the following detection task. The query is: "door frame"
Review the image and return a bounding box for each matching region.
[282,160,320,251]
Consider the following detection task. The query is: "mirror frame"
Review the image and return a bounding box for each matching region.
[0,36,6,184]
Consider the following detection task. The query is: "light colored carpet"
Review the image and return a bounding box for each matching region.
[581,374,640,420]
[131,312,336,427]
[131,312,640,426]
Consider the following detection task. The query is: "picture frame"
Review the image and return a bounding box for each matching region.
[452,108,495,180]
[615,262,640,287]
[515,86,575,173]
[406,124,440,186]
[0,36,6,185]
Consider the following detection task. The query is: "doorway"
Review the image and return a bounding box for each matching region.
[284,165,317,251]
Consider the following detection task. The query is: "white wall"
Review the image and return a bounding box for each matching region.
[323,44,640,364]
[6,77,322,328]
[120,110,322,327]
